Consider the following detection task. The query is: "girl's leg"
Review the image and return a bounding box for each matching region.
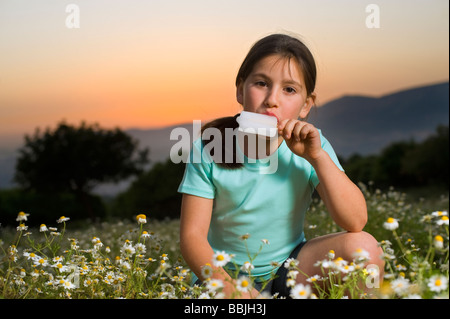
[295,231,384,294]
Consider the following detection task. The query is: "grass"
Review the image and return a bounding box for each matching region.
[0,184,448,299]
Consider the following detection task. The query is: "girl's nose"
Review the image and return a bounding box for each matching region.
[264,88,279,108]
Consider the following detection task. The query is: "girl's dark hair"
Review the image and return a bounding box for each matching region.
[236,33,317,97]
[201,33,317,169]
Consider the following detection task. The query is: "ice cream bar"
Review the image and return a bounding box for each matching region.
[236,111,278,137]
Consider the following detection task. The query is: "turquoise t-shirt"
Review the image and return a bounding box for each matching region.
[178,130,343,282]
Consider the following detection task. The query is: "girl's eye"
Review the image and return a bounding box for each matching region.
[255,81,267,87]
[285,87,296,94]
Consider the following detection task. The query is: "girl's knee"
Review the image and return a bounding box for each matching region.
[344,231,383,265]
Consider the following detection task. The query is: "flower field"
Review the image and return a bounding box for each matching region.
[0,184,448,299]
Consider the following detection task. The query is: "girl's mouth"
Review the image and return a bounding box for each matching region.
[263,111,279,123]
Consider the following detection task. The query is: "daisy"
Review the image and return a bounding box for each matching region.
[327,250,335,259]
[427,274,448,292]
[352,248,370,262]
[134,243,146,254]
[120,241,135,257]
[57,216,70,223]
[23,251,38,261]
[59,279,76,290]
[136,214,147,224]
[39,224,48,232]
[92,237,103,250]
[212,251,231,267]
[198,292,211,299]
[236,276,252,292]
[433,235,444,249]
[431,211,448,217]
[161,253,169,260]
[34,258,49,267]
[16,224,28,231]
[390,277,410,295]
[270,261,281,268]
[53,262,69,272]
[287,270,299,279]
[121,261,131,271]
[436,216,449,226]
[240,261,254,273]
[16,211,29,222]
[286,278,296,287]
[332,257,348,269]
[339,263,355,274]
[206,279,224,291]
[383,217,399,230]
[284,258,299,270]
[290,283,311,299]
[306,274,322,284]
[239,233,250,240]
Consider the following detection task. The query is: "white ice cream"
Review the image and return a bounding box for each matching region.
[236,111,278,137]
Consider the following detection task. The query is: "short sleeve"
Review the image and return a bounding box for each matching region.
[309,131,344,188]
[177,138,216,199]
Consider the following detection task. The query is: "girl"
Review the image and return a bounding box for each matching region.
[178,33,384,298]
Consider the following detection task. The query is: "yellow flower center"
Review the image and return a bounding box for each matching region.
[435,235,444,242]
[387,217,395,223]
[435,279,442,287]
[441,216,449,221]
[241,280,249,287]
[136,214,147,221]
[216,255,224,261]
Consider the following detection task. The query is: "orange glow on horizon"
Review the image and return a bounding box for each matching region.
[0,0,448,137]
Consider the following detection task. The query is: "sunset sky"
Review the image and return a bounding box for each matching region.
[0,0,448,142]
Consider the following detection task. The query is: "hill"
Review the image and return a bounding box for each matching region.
[308,81,449,157]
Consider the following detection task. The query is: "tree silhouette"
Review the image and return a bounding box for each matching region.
[112,158,185,220]
[14,120,149,219]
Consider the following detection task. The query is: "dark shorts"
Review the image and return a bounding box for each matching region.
[194,240,307,298]
[269,240,307,298]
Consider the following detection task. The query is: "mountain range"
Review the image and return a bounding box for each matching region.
[0,81,448,194]
[307,81,449,157]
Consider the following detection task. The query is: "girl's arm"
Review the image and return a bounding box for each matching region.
[179,194,258,298]
[279,119,367,232]
[313,152,367,232]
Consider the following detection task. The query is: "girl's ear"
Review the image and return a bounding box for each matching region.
[236,80,244,105]
[299,93,316,119]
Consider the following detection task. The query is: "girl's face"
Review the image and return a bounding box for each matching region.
[236,54,315,123]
